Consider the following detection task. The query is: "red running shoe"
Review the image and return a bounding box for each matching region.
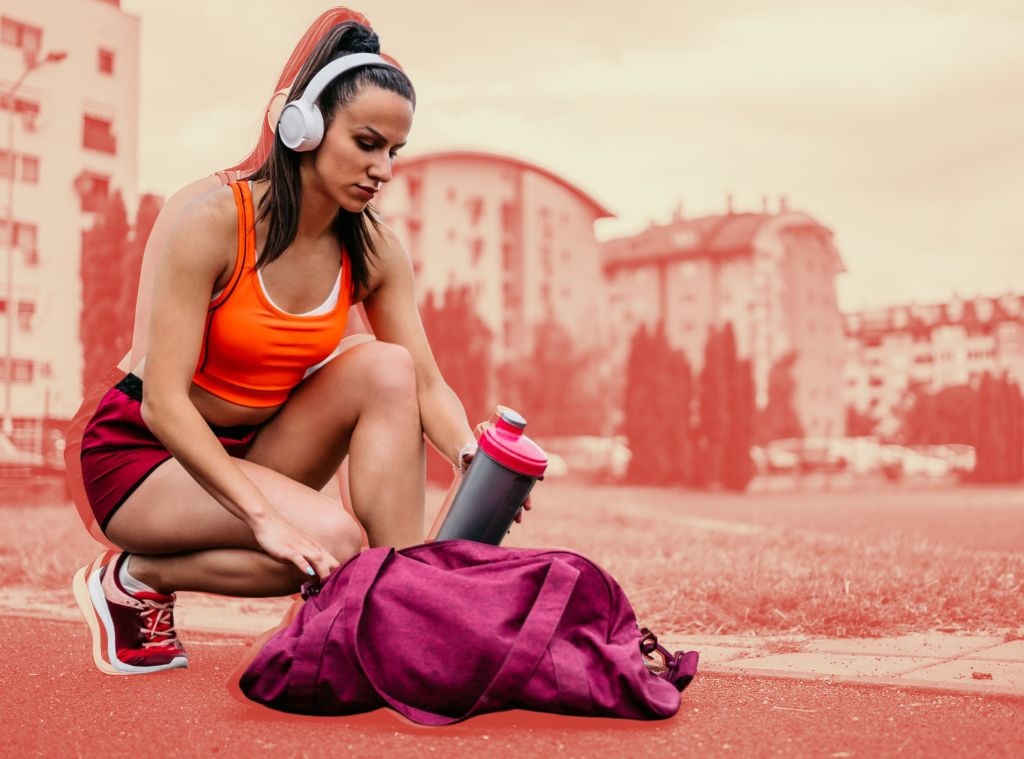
[73,551,188,675]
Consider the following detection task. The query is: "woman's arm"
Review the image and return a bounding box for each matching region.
[141,191,337,578]
[361,225,476,468]
[119,174,227,373]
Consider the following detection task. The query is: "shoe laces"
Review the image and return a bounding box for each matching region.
[137,595,179,649]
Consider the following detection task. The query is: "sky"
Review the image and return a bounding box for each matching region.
[121,0,1024,312]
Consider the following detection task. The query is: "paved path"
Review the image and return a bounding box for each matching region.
[3,615,1023,758]
[3,585,1020,699]
[675,631,1024,698]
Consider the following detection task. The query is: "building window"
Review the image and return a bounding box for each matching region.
[466,195,484,226]
[75,172,110,212]
[500,202,517,234]
[0,95,41,131]
[405,174,421,204]
[0,359,34,383]
[20,154,38,183]
[0,150,39,183]
[17,300,34,331]
[82,114,117,154]
[98,48,115,75]
[501,241,514,271]
[0,17,42,56]
[0,221,37,266]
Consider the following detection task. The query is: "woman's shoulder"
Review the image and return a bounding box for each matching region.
[171,180,239,238]
[359,219,413,297]
[160,180,242,275]
[367,219,410,268]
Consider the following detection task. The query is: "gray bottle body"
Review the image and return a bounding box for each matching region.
[434,449,538,545]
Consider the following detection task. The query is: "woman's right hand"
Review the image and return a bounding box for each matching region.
[250,510,340,581]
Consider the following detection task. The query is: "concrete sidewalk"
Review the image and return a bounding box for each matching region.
[666,631,1024,699]
[2,586,1021,699]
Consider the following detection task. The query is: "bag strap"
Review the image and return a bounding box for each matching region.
[349,553,580,725]
[640,627,699,691]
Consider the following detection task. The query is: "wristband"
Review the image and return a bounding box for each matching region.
[454,441,477,474]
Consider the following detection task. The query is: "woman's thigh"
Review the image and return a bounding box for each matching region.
[104,455,359,557]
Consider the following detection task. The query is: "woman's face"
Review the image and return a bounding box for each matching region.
[310,85,413,213]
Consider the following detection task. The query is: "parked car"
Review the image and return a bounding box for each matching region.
[532,435,631,483]
[751,444,800,474]
[766,437,847,474]
[0,431,64,479]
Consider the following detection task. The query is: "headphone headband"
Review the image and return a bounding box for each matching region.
[278,52,398,152]
[297,52,395,108]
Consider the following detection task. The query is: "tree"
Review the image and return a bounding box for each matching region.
[845,405,877,437]
[969,373,1024,484]
[80,191,153,396]
[722,355,756,491]
[754,351,804,444]
[418,285,492,482]
[898,372,1024,484]
[1007,376,1024,482]
[694,325,726,487]
[898,381,974,445]
[622,322,694,485]
[664,332,697,485]
[693,323,755,491]
[501,315,605,437]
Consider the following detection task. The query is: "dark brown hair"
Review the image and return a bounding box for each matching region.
[248,22,415,298]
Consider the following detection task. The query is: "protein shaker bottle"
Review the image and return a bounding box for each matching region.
[433,407,548,545]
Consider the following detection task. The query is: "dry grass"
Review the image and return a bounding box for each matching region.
[2,480,1023,639]
[502,482,1024,638]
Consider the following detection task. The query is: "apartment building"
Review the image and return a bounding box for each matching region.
[375,150,613,405]
[0,0,138,445]
[601,200,847,439]
[843,294,1024,432]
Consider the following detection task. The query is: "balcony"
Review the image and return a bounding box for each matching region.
[82,116,117,155]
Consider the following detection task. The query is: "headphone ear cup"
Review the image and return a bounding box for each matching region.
[278,101,325,152]
[277,102,308,150]
[301,106,325,152]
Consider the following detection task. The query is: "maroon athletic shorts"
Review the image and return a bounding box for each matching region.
[80,373,260,532]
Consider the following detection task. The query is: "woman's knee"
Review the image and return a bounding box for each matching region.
[353,341,417,400]
[308,502,363,562]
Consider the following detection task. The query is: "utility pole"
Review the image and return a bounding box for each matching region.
[1,49,66,438]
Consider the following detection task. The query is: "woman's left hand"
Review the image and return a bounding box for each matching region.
[464,423,536,527]
[514,495,532,524]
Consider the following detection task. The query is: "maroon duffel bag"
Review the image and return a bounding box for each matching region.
[238,540,698,724]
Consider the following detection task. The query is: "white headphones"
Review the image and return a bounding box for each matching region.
[277,52,396,152]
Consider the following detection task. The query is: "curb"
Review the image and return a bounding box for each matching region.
[3,589,1021,699]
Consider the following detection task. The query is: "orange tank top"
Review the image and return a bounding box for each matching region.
[191,181,352,407]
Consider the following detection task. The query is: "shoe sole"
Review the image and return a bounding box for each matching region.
[72,562,119,675]
[84,558,189,675]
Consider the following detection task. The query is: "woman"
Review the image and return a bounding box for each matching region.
[73,19,511,676]
[119,6,393,375]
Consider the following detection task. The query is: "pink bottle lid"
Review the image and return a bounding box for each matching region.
[478,408,548,478]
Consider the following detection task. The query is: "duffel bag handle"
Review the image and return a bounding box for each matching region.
[348,551,580,726]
